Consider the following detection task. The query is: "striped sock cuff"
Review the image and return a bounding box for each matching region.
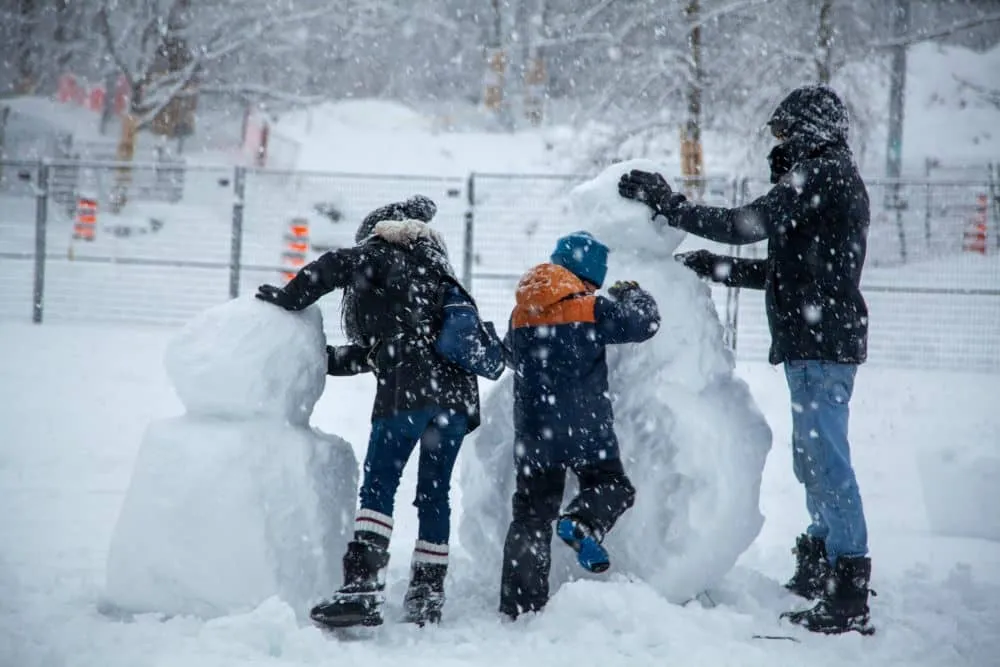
[355,509,394,541]
[413,540,449,566]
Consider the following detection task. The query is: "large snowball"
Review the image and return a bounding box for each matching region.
[164,295,327,426]
[104,419,358,619]
[459,161,772,604]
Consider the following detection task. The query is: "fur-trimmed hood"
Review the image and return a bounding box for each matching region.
[370,218,449,256]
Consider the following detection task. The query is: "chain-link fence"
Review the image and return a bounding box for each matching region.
[1,159,997,371]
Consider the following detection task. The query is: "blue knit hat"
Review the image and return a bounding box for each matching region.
[550,231,609,288]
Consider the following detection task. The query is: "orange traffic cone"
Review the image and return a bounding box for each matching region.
[281,218,310,281]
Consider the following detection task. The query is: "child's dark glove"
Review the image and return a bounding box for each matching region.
[608,280,641,300]
[255,284,297,310]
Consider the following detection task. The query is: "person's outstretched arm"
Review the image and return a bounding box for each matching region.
[675,250,767,290]
[620,170,799,245]
[254,246,366,311]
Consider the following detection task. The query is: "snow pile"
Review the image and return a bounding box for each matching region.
[917,442,1000,542]
[460,159,772,604]
[104,296,359,619]
[271,98,574,176]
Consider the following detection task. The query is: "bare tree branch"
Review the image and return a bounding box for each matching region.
[96,6,136,91]
[955,75,1000,111]
[197,82,326,106]
[873,11,1000,49]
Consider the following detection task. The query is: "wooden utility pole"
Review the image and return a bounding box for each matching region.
[483,0,507,114]
[681,0,704,200]
[15,0,38,94]
[523,0,548,126]
[886,0,909,180]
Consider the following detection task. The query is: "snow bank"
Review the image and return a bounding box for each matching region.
[271,98,573,176]
[104,296,359,619]
[460,159,772,604]
[917,442,1000,543]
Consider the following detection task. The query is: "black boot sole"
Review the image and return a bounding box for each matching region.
[311,610,384,629]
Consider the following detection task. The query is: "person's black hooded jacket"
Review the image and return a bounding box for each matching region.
[655,86,870,365]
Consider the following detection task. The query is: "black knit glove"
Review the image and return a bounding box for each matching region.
[607,280,641,300]
[255,283,299,310]
[618,170,674,215]
[767,143,794,184]
[674,250,721,279]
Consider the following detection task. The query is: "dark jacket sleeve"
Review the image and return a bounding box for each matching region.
[714,257,767,290]
[435,287,506,380]
[326,344,373,376]
[501,316,514,368]
[594,289,661,345]
[661,181,800,245]
[279,246,367,310]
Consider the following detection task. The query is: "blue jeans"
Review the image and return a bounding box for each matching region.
[360,408,468,545]
[784,361,868,565]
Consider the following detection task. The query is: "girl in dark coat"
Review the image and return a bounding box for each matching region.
[256,196,504,628]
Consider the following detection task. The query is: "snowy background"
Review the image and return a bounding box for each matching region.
[2,1,1000,665]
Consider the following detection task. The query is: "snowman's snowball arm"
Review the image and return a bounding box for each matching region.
[661,181,800,246]
[594,289,661,345]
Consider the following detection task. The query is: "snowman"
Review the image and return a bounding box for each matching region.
[103,295,358,620]
[459,159,772,605]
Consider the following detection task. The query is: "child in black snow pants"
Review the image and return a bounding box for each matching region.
[256,196,505,628]
[498,231,660,619]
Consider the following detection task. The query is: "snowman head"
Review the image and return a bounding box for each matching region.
[567,159,687,261]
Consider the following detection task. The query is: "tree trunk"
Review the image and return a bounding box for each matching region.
[111,104,140,213]
[523,0,547,126]
[816,0,834,84]
[886,0,909,181]
[682,0,704,199]
[15,0,38,94]
[483,0,507,116]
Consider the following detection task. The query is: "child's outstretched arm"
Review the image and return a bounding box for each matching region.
[595,281,661,345]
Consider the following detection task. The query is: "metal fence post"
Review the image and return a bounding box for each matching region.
[229,166,246,299]
[32,160,49,324]
[463,172,475,290]
[924,182,932,251]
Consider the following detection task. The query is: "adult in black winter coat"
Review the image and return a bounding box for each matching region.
[618,85,874,636]
[255,195,505,629]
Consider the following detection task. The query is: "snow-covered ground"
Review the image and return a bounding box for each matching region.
[1,320,998,667]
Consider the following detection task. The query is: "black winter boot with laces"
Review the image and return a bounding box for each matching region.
[785,533,830,600]
[782,555,875,635]
[310,539,390,629]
